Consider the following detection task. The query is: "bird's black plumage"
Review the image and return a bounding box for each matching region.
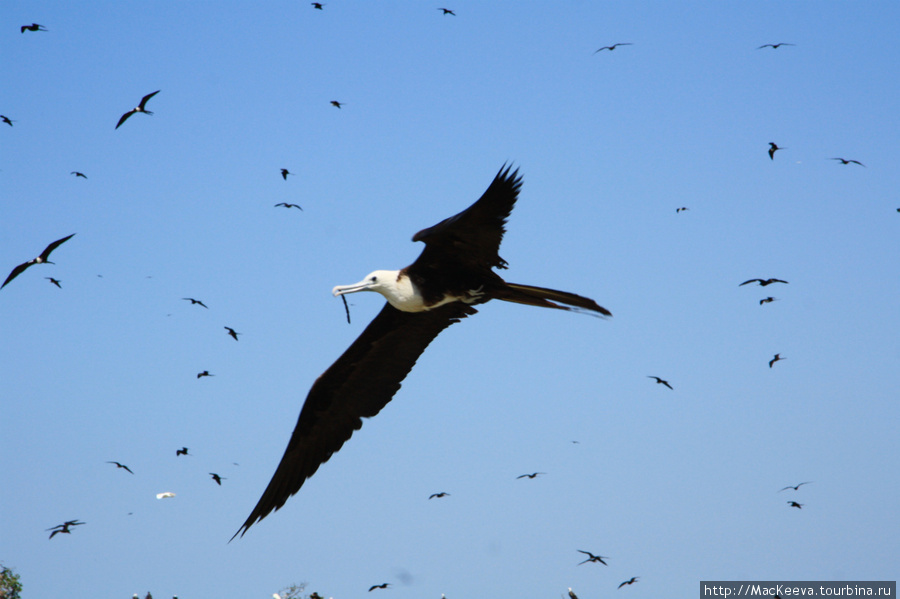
[647,376,673,390]
[577,550,609,566]
[182,297,208,308]
[233,166,609,539]
[2,234,75,290]
[779,481,812,492]
[107,461,134,474]
[116,90,160,129]
[740,278,788,287]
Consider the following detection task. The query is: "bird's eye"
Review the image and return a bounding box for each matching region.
[370,276,377,282]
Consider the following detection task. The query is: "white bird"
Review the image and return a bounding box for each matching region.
[156,492,176,499]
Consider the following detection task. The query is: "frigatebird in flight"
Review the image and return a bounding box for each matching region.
[1,115,14,126]
[330,100,343,108]
[47,520,84,539]
[176,447,190,456]
[368,583,390,592]
[779,481,812,492]
[107,461,134,474]
[517,472,546,480]
[225,326,240,340]
[115,90,160,129]
[768,142,784,160]
[740,278,788,287]
[46,277,62,288]
[576,550,609,566]
[594,43,632,53]
[438,8,455,15]
[182,297,208,308]
[312,2,324,9]
[760,296,777,305]
[769,353,785,368]
[71,171,87,178]
[21,23,48,33]
[757,43,795,49]
[210,473,226,485]
[618,577,640,588]
[232,166,610,538]
[676,207,689,213]
[280,168,293,180]
[275,202,303,210]
[787,501,803,509]
[2,233,75,290]
[197,370,214,379]
[647,376,673,390]
[429,492,450,499]
[831,157,865,167]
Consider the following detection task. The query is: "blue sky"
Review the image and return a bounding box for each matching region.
[2,2,898,597]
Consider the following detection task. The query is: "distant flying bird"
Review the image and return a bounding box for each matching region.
[831,157,865,167]
[330,100,343,109]
[768,142,784,160]
[787,501,803,509]
[275,202,303,210]
[647,376,673,390]
[280,168,293,180]
[45,277,62,288]
[225,326,240,341]
[197,370,214,379]
[311,2,324,8]
[368,583,390,592]
[176,447,190,456]
[757,43,795,49]
[231,166,610,539]
[768,353,785,368]
[577,550,609,566]
[115,90,160,129]
[2,115,15,126]
[594,43,632,53]
[759,296,777,305]
[619,577,640,588]
[429,492,450,499]
[779,481,812,492]
[2,233,75,290]
[676,207,689,213]
[70,171,87,178]
[740,278,788,287]
[21,23,48,33]
[107,461,134,474]
[438,8,455,15]
[47,520,84,539]
[156,492,176,499]
[517,472,545,479]
[210,473,226,485]
[182,297,208,308]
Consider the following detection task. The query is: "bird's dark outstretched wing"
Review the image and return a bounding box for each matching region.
[2,234,75,289]
[138,90,160,109]
[233,301,476,538]
[38,233,75,261]
[411,165,521,271]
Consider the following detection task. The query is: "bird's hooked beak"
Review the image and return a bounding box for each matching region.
[332,278,376,297]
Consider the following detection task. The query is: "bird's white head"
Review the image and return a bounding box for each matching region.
[332,269,425,312]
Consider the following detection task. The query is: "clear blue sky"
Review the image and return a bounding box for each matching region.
[2,2,898,598]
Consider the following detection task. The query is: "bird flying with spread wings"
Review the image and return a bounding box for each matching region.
[2,234,75,290]
[232,166,610,538]
[116,90,160,129]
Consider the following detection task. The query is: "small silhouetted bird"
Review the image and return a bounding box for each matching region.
[2,233,75,290]
[156,492,176,499]
[330,100,343,108]
[769,353,785,368]
[768,142,784,160]
[368,583,390,592]
[831,157,865,167]
[280,168,293,180]
[594,43,632,53]
[740,278,788,287]
[647,376,673,390]
[779,481,812,492]
[577,550,609,566]
[275,202,303,210]
[225,326,240,340]
[45,277,62,288]
[757,43,795,49]
[312,2,324,8]
[210,473,226,485]
[787,501,803,509]
[429,492,450,499]
[618,577,639,589]
[760,297,777,305]
[517,472,544,479]
[438,8,455,15]
[1,115,14,126]
[21,23,48,33]
[676,207,689,213]
[71,171,87,178]
[116,90,160,129]
[47,520,84,539]
[182,297,208,308]
[107,461,134,474]
[197,370,214,379]
[176,447,190,456]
